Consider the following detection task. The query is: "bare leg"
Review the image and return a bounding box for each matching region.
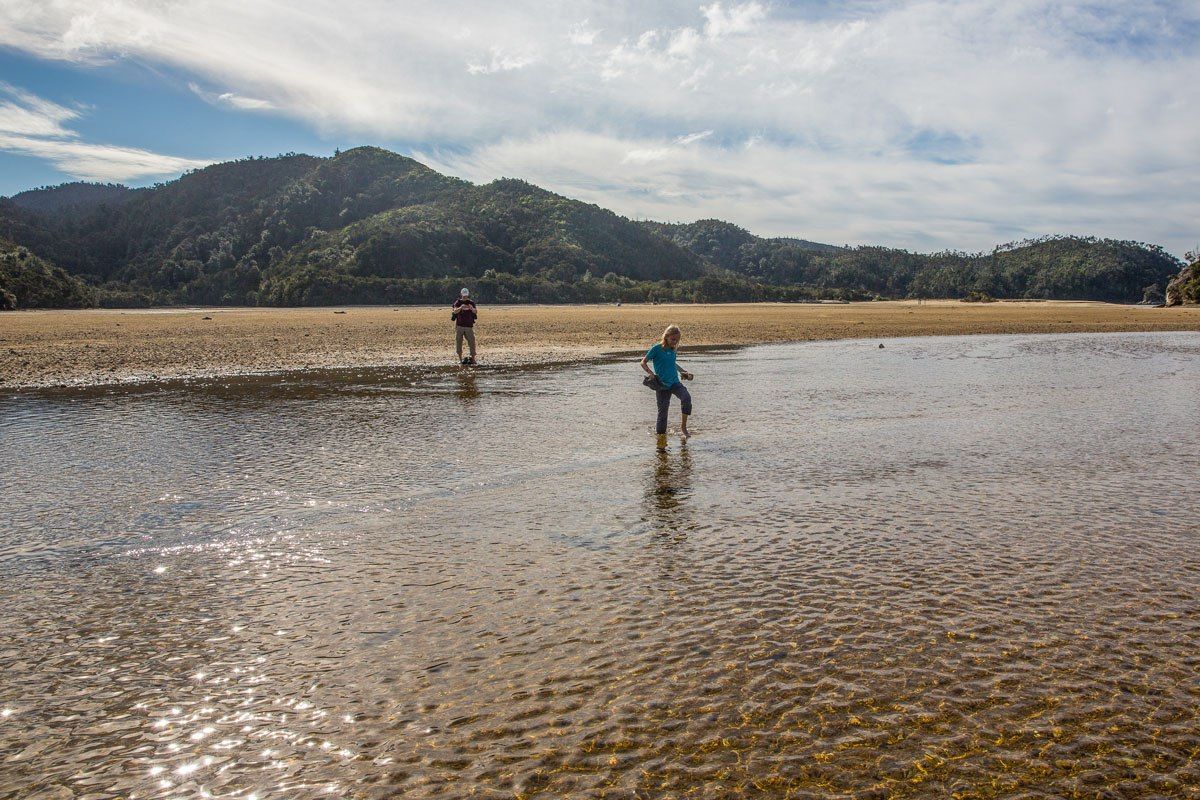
[677,384,692,439]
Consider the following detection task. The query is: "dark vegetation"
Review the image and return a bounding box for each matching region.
[10,182,133,215]
[0,147,1184,309]
[0,239,96,310]
[1165,249,1200,306]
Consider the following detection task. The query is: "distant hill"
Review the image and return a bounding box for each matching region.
[642,220,844,266]
[641,218,1178,302]
[10,182,134,214]
[773,237,845,255]
[0,146,1184,308]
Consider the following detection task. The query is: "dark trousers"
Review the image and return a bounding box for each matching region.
[656,383,692,434]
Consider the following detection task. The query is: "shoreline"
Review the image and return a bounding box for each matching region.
[2,300,1197,391]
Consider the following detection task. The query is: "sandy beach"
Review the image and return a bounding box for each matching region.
[1,300,1196,389]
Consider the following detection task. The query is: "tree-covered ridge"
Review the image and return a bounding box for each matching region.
[1165,250,1200,306]
[264,178,706,301]
[0,146,1186,308]
[10,182,134,214]
[644,219,1182,304]
[0,238,95,310]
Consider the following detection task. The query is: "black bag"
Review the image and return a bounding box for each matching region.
[451,310,458,321]
[642,375,667,391]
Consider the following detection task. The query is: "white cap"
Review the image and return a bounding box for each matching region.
[460,288,469,296]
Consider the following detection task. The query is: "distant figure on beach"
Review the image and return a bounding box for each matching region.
[451,288,477,365]
[641,324,693,443]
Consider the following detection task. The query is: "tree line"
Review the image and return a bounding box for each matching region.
[0,147,1184,309]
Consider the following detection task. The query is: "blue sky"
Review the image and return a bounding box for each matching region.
[1,0,1197,254]
[0,49,345,189]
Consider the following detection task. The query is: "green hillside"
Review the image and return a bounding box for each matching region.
[647,219,1182,303]
[10,182,134,214]
[1165,251,1200,305]
[0,238,96,310]
[0,147,1184,308]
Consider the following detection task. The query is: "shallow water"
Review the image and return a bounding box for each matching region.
[2,332,1199,799]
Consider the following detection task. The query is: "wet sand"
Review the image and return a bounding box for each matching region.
[1,300,1196,388]
[5,332,1200,797]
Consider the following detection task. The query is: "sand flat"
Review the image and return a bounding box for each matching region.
[1,300,1197,388]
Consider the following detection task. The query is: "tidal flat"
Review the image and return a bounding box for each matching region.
[1,331,1198,798]
[2,300,1198,388]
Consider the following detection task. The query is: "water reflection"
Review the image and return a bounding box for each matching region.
[645,442,694,536]
[454,370,479,405]
[2,333,1200,799]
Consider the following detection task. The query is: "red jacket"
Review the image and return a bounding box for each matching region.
[453,299,477,327]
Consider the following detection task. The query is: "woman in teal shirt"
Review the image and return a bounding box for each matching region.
[640,324,694,439]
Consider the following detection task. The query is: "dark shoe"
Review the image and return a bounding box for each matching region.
[461,357,470,365]
[467,357,477,365]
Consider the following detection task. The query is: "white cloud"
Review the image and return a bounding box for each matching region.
[0,83,210,181]
[0,82,80,137]
[217,93,274,110]
[467,47,538,75]
[0,0,1197,251]
[666,27,701,59]
[0,133,211,182]
[567,20,599,46]
[700,2,765,40]
[622,147,671,164]
[189,82,276,111]
[674,130,713,146]
[418,129,1200,255]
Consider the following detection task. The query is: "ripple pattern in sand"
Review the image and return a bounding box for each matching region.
[2,332,1199,799]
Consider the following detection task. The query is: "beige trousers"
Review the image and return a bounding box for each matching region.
[455,325,477,359]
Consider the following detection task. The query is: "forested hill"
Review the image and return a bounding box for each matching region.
[0,146,1184,308]
[643,219,1180,302]
[0,237,95,310]
[11,182,134,214]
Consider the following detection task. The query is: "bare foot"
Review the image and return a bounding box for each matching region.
[680,428,690,440]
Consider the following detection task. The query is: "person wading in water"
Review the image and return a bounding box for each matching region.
[641,324,693,445]
[451,288,478,365]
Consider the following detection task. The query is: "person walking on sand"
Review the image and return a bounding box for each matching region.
[451,288,478,365]
[641,324,693,442]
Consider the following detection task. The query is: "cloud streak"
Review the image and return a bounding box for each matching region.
[0,0,1197,251]
[0,83,211,182]
[189,82,276,111]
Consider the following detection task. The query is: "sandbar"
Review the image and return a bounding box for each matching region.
[1,301,1197,389]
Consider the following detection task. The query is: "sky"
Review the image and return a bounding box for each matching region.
[0,0,1197,255]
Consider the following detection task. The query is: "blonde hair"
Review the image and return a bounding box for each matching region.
[660,324,682,349]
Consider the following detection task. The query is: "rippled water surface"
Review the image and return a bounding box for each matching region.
[3,332,1200,799]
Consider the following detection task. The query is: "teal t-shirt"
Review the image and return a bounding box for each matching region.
[646,343,679,387]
